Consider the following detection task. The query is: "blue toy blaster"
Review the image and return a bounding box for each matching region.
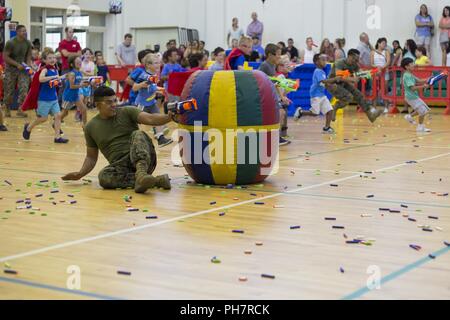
[427,71,448,86]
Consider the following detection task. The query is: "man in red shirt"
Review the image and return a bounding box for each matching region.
[58,27,82,72]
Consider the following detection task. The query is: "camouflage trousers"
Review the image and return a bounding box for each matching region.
[3,66,31,108]
[326,82,371,112]
[98,131,157,189]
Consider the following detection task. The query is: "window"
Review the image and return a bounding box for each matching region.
[67,16,89,27]
[73,31,87,49]
[45,30,61,51]
[46,16,63,25]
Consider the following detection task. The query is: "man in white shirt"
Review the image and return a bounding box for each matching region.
[227,18,244,48]
[356,33,373,67]
[299,37,318,64]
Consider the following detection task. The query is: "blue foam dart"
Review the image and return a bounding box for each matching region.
[427,71,448,86]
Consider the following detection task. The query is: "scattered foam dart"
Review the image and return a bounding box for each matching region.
[178,70,280,186]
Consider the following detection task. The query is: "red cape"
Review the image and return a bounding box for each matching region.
[21,65,56,111]
[224,48,246,70]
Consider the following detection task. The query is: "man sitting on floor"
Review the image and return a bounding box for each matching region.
[62,86,178,194]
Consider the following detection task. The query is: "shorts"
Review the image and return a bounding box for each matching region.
[79,86,91,97]
[415,35,431,46]
[310,96,333,115]
[406,98,430,116]
[37,100,61,117]
[62,100,78,110]
[139,104,160,114]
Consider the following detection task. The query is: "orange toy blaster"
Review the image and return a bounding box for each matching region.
[167,98,198,115]
[81,76,104,85]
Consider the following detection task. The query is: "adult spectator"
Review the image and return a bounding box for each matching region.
[392,40,403,66]
[227,18,244,48]
[403,39,418,62]
[3,25,32,118]
[116,33,137,67]
[246,12,264,40]
[299,37,318,64]
[415,4,434,60]
[334,38,346,61]
[58,27,82,73]
[370,37,391,113]
[438,6,450,66]
[199,41,210,58]
[277,42,288,55]
[320,38,335,63]
[287,38,299,62]
[356,33,372,67]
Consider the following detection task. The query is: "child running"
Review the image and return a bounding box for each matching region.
[402,58,432,132]
[22,48,68,143]
[61,56,90,127]
[132,53,173,147]
[294,54,338,133]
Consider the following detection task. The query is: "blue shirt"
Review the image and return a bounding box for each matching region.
[252,45,265,58]
[310,68,327,98]
[415,14,434,37]
[129,66,144,105]
[39,68,59,101]
[63,69,83,102]
[134,68,158,107]
[96,65,109,83]
[161,63,185,90]
[230,55,246,70]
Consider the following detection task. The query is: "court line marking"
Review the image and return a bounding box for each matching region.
[0,151,449,264]
[342,245,450,300]
[0,276,122,300]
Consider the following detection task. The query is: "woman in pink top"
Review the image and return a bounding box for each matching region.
[439,6,450,66]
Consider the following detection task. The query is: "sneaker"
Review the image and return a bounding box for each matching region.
[22,124,31,140]
[404,114,416,125]
[417,125,431,133]
[293,108,303,121]
[0,124,7,131]
[158,136,173,147]
[279,137,291,146]
[54,137,69,144]
[322,127,335,134]
[366,108,383,123]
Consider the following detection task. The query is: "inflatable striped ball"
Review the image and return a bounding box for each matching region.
[177,70,280,186]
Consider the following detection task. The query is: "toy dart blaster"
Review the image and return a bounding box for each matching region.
[82,76,104,85]
[269,77,300,93]
[49,77,65,88]
[427,71,448,86]
[355,68,378,80]
[146,75,159,84]
[335,70,352,78]
[21,63,35,76]
[167,98,198,115]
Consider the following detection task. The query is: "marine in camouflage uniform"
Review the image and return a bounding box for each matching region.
[326,52,382,123]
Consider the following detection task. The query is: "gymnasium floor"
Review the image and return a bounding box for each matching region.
[0,108,449,300]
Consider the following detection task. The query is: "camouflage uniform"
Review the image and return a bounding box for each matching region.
[98,131,157,189]
[3,66,31,109]
[325,81,372,112]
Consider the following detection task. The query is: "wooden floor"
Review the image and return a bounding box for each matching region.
[0,108,449,300]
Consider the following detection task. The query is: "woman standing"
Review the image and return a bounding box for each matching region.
[415,4,434,61]
[392,40,403,67]
[320,38,335,63]
[370,38,391,113]
[438,6,450,66]
[403,39,418,62]
[334,38,346,61]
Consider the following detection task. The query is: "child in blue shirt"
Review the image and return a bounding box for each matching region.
[23,49,68,143]
[294,54,339,133]
[132,54,173,147]
[161,47,185,101]
[61,56,89,127]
